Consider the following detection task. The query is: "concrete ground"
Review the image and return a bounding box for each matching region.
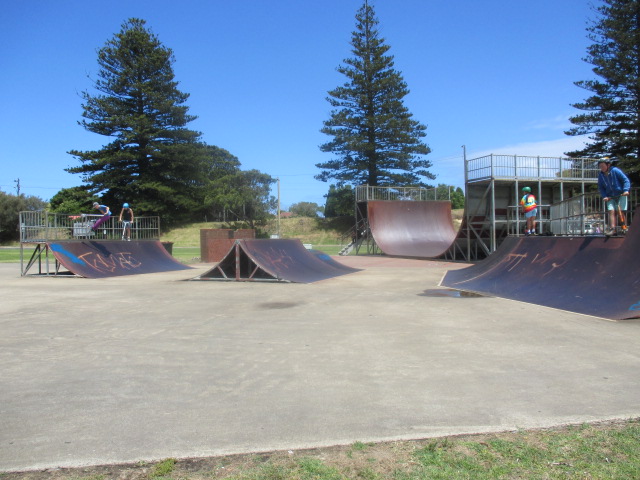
[1,256,639,472]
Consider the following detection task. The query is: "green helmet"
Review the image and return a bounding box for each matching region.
[522,187,531,193]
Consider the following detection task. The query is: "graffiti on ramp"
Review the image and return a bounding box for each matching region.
[47,240,191,278]
[442,227,640,320]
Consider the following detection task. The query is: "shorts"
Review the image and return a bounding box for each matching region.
[524,208,537,219]
[606,196,627,211]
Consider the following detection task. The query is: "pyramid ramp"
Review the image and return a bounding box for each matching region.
[195,239,359,283]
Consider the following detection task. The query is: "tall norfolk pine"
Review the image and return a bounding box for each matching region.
[566,0,640,183]
[67,18,208,223]
[316,2,433,188]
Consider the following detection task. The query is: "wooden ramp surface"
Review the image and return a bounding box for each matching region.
[196,239,360,283]
[47,240,190,278]
[442,224,640,320]
[367,200,458,258]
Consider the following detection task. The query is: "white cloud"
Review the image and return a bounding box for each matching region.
[469,135,590,159]
[525,114,573,132]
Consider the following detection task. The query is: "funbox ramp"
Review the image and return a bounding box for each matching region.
[441,219,640,320]
[367,200,458,258]
[194,238,360,283]
[47,240,191,278]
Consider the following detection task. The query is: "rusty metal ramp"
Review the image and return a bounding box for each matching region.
[46,240,190,278]
[195,238,360,283]
[441,227,640,320]
[367,200,458,258]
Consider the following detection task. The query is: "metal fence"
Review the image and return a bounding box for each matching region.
[466,155,600,182]
[355,185,454,202]
[19,211,161,243]
[548,188,638,235]
[506,204,552,235]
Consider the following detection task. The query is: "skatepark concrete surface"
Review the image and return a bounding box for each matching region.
[2,257,640,472]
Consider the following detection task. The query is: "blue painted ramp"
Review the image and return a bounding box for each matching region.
[47,240,190,278]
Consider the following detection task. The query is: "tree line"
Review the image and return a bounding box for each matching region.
[9,0,635,243]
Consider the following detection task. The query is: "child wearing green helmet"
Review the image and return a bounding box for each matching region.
[520,187,537,236]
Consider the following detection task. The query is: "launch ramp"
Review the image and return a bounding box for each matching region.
[195,238,359,283]
[442,220,640,320]
[44,240,190,278]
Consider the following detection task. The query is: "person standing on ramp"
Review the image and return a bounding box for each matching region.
[598,157,631,236]
[520,187,538,236]
[119,203,134,241]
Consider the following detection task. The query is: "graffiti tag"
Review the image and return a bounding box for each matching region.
[78,251,143,273]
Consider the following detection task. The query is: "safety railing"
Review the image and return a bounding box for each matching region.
[506,205,551,235]
[355,185,454,202]
[19,211,161,243]
[548,188,637,235]
[466,155,600,183]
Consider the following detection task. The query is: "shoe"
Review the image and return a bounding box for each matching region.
[604,227,614,236]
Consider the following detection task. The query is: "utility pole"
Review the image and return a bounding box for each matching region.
[14,178,21,196]
[277,177,281,238]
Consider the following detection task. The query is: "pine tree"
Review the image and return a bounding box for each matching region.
[67,18,208,224]
[316,1,433,188]
[565,0,640,183]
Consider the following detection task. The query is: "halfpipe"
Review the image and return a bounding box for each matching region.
[367,200,458,258]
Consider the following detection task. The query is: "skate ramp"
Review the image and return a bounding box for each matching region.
[442,224,640,320]
[47,240,190,278]
[195,238,360,283]
[367,200,458,258]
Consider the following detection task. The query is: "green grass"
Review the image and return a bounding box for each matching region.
[149,458,176,479]
[0,247,21,263]
[5,420,638,480]
[161,216,354,248]
[171,246,202,264]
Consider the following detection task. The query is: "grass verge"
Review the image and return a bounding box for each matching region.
[3,419,639,479]
[0,247,21,263]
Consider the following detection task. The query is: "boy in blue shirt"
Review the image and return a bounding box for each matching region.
[598,158,631,235]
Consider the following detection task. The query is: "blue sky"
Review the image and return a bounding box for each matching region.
[1,0,596,210]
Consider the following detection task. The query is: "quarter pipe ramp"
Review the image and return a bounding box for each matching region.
[47,240,191,278]
[367,200,458,258]
[195,238,360,283]
[441,225,640,320]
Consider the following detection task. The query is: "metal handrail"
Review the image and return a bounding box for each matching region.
[19,211,161,243]
[466,154,599,183]
[548,189,637,235]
